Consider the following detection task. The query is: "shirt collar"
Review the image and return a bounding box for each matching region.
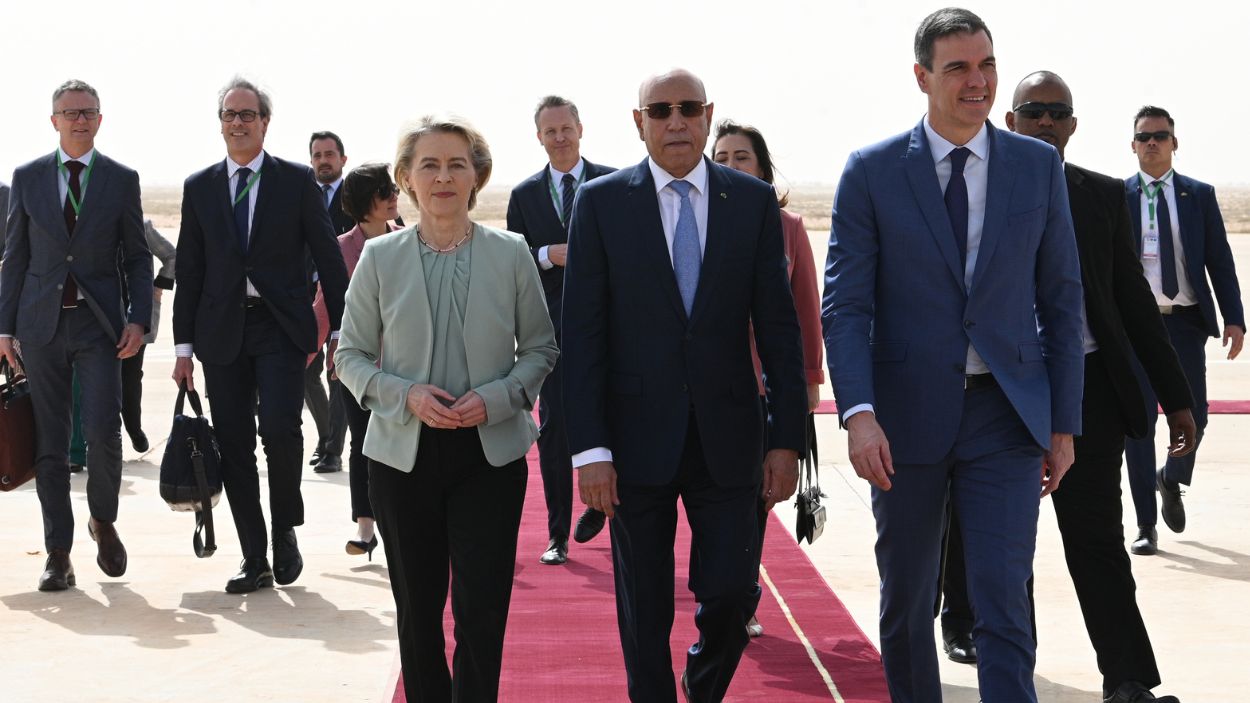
[923,117,989,165]
[1139,170,1174,188]
[227,151,266,177]
[649,156,708,197]
[549,158,585,183]
[324,177,343,194]
[57,147,95,166]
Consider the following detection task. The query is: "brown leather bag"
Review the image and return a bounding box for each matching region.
[0,357,36,492]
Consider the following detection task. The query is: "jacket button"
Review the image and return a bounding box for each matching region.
[964,320,974,329]
[66,255,74,262]
[57,284,64,290]
[681,384,689,392]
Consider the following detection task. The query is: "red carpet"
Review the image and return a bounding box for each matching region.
[815,399,1250,415]
[390,445,889,702]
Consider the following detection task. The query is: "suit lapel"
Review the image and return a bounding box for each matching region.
[1065,165,1097,289]
[902,123,965,287]
[212,160,240,254]
[970,124,1015,291]
[1126,175,1143,255]
[248,153,278,253]
[537,168,565,233]
[627,159,687,323]
[38,154,71,240]
[690,158,728,324]
[73,153,113,240]
[1172,172,1202,272]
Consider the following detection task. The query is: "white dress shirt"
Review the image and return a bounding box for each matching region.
[1136,171,1196,306]
[538,158,585,270]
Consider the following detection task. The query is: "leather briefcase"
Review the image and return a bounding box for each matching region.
[159,384,222,557]
[794,414,826,544]
[0,357,36,492]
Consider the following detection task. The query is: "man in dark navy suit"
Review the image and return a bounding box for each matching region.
[507,95,614,565]
[562,69,806,703]
[172,77,348,594]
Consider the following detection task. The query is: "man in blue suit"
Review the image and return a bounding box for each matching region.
[562,68,807,702]
[1123,105,1244,555]
[821,9,1085,702]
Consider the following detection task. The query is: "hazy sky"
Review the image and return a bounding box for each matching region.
[2,1,1245,192]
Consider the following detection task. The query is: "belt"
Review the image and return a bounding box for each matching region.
[1158,304,1199,315]
[61,300,80,309]
[964,373,997,391]
[244,296,264,308]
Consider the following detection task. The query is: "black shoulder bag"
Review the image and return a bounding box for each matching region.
[794,413,826,544]
[158,383,222,557]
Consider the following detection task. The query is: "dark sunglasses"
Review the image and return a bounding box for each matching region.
[376,183,399,199]
[1134,130,1172,143]
[639,101,707,120]
[1012,102,1074,120]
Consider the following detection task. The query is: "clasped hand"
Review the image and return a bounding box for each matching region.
[406,385,486,428]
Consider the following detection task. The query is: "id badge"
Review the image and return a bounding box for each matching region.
[1142,228,1160,260]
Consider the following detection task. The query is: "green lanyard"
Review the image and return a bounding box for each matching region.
[547,167,586,225]
[233,168,263,206]
[1138,170,1172,231]
[56,150,97,216]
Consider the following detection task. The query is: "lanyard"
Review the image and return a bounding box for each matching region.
[1139,170,1172,231]
[547,167,586,225]
[233,168,263,206]
[56,151,97,216]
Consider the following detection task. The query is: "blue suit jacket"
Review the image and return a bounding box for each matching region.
[1124,171,1244,338]
[561,157,807,487]
[822,120,1085,464]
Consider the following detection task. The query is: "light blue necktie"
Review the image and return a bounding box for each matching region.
[669,179,701,315]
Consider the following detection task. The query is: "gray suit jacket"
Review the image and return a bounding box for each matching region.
[143,220,176,343]
[0,151,152,346]
[335,224,558,470]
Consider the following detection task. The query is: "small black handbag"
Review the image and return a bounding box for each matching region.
[159,384,222,557]
[794,414,826,544]
[0,357,36,492]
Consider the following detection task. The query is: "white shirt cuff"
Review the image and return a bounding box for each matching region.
[0,334,13,339]
[538,245,554,270]
[175,343,194,358]
[572,447,613,468]
[330,330,340,341]
[841,403,874,422]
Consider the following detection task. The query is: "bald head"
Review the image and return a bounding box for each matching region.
[1005,70,1077,158]
[1011,70,1071,108]
[638,69,707,106]
[632,68,714,178]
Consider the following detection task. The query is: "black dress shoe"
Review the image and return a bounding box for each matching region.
[345,535,378,560]
[1104,680,1180,702]
[226,557,274,594]
[313,454,343,473]
[1131,526,1158,556]
[573,507,606,544]
[272,527,304,585]
[942,629,977,664]
[38,549,75,591]
[1157,469,1186,533]
[130,431,150,453]
[69,463,84,473]
[308,447,325,466]
[540,536,568,565]
[88,517,128,577]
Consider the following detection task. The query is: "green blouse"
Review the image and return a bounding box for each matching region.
[420,236,473,399]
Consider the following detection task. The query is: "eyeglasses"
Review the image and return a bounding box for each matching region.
[1134,130,1172,143]
[1012,102,1074,120]
[639,101,708,120]
[55,108,100,121]
[219,109,260,123]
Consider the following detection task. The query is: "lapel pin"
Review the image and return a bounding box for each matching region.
[1180,192,1189,197]
[719,192,727,199]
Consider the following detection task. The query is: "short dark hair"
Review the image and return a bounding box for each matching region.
[712,120,789,208]
[341,162,395,224]
[1134,105,1174,130]
[52,79,99,108]
[914,7,992,70]
[218,76,273,118]
[533,95,580,128]
[309,131,345,156]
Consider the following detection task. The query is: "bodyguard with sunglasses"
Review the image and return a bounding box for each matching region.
[1123,105,1244,556]
[171,77,348,594]
[562,69,806,702]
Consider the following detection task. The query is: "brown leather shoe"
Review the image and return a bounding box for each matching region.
[38,549,75,591]
[88,517,128,577]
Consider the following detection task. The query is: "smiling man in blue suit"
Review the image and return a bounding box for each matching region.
[821,8,1085,702]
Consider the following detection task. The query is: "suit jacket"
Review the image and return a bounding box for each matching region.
[505,159,615,334]
[335,224,557,469]
[142,220,177,344]
[326,184,357,235]
[1125,171,1244,338]
[0,181,9,257]
[750,208,825,394]
[173,152,349,365]
[823,121,1085,463]
[0,151,152,346]
[1068,163,1192,437]
[562,156,807,488]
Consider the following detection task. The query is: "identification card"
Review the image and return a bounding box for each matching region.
[1142,229,1160,260]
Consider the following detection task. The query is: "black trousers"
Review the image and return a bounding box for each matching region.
[120,345,145,441]
[610,418,760,703]
[537,355,573,540]
[202,305,307,559]
[303,348,347,457]
[341,384,373,520]
[370,428,527,703]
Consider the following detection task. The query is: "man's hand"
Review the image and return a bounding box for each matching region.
[153,287,163,302]
[405,384,461,428]
[846,411,894,490]
[172,356,196,391]
[806,384,821,413]
[116,323,145,359]
[1165,408,1198,457]
[761,448,800,511]
[326,338,339,381]
[578,461,619,518]
[0,337,21,373]
[450,391,488,427]
[1224,325,1244,360]
[1041,432,1075,497]
[547,243,568,267]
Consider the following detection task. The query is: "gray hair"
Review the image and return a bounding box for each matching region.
[52,79,99,108]
[217,76,273,118]
[533,95,580,128]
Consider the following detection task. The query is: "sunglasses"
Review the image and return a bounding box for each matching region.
[1012,102,1074,120]
[1134,130,1172,143]
[639,101,708,120]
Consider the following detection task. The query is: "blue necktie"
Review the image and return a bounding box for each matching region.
[669,180,701,315]
[561,173,576,230]
[234,167,252,254]
[322,183,333,209]
[944,147,971,272]
[1154,181,1180,300]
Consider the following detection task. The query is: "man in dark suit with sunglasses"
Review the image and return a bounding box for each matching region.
[172,77,348,594]
[1123,105,1244,556]
[562,69,806,702]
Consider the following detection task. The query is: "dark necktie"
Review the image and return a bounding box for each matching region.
[234,167,252,254]
[1154,181,1179,300]
[561,173,576,229]
[62,160,85,306]
[322,183,333,209]
[944,147,971,273]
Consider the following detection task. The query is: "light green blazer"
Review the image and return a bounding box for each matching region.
[334,223,558,470]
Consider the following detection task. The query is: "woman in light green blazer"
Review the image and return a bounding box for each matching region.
[334,116,557,703]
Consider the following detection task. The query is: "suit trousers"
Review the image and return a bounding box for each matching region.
[1125,306,1208,526]
[874,383,1043,703]
[202,304,307,559]
[341,384,373,521]
[303,348,331,452]
[120,345,146,442]
[370,428,527,703]
[69,371,86,466]
[24,307,124,551]
[610,418,760,703]
[537,355,574,540]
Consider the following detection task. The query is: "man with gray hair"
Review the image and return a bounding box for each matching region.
[0,78,152,591]
[171,77,348,594]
